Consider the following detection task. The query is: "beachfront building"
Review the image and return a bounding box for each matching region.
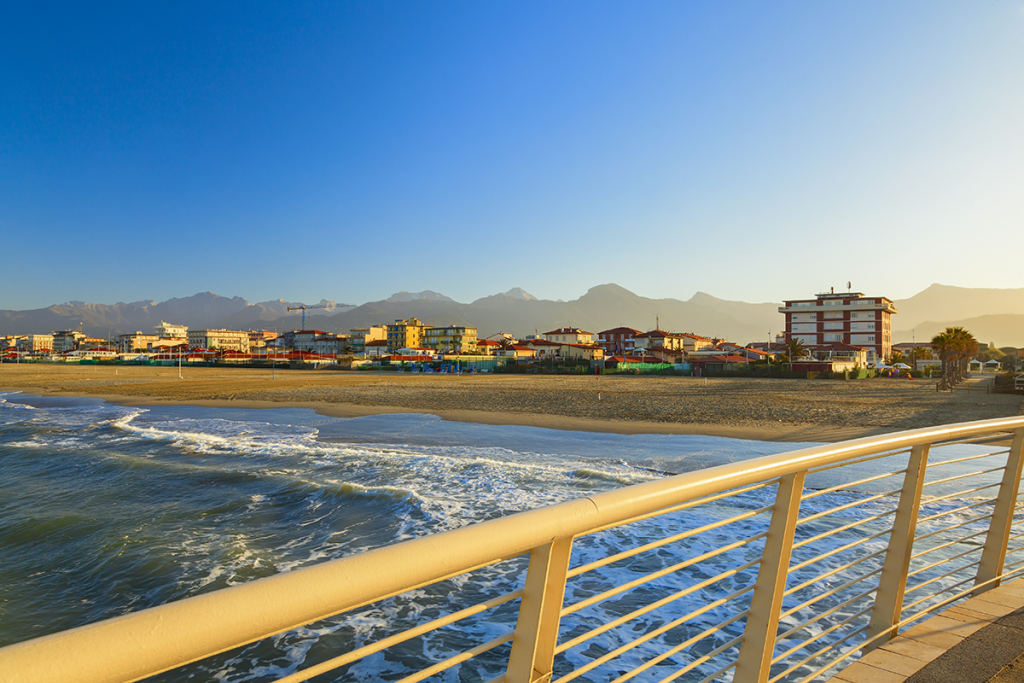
[808,342,869,366]
[679,333,715,353]
[117,332,159,353]
[247,330,278,350]
[312,335,349,356]
[633,330,688,352]
[79,337,109,350]
[279,330,328,352]
[422,326,478,355]
[527,339,604,360]
[542,327,594,345]
[155,321,188,338]
[597,327,641,356]
[779,290,897,363]
[17,334,54,352]
[496,344,537,360]
[349,326,387,355]
[647,346,685,364]
[387,318,428,353]
[52,330,87,353]
[187,329,251,352]
[475,339,500,356]
[364,339,389,357]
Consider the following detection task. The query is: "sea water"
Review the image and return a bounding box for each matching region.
[0,391,1005,681]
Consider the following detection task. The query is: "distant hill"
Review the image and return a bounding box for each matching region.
[894,284,1024,329]
[892,284,1024,346]
[0,292,252,337]
[4,283,1024,346]
[227,283,784,344]
[894,315,1024,348]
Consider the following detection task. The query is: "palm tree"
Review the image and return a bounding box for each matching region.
[786,337,807,372]
[931,331,954,390]
[932,327,979,389]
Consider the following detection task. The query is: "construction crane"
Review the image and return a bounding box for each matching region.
[287,303,329,330]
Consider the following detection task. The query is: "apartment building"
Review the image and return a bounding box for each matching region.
[155,321,188,338]
[117,332,159,353]
[52,330,87,353]
[387,318,427,352]
[543,327,594,345]
[422,326,478,354]
[18,334,53,352]
[187,329,251,352]
[313,335,349,356]
[597,327,641,355]
[779,290,896,363]
[349,326,387,355]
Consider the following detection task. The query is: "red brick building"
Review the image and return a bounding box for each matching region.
[596,327,641,355]
[779,291,897,364]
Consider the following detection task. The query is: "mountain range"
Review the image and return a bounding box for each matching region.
[2,283,1023,346]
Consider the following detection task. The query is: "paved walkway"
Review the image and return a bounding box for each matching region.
[827,580,1024,683]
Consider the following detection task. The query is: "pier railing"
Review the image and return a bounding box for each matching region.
[4,416,1024,682]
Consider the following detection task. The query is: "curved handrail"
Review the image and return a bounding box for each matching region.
[3,415,1024,683]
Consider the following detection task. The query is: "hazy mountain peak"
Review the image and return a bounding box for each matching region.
[386,290,456,303]
[504,287,537,301]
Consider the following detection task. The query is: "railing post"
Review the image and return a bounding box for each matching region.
[866,443,930,651]
[735,472,806,683]
[506,536,574,683]
[974,428,1024,596]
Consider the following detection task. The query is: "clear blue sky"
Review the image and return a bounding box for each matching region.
[2,2,1022,309]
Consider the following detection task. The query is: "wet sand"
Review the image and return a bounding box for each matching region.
[2,364,1022,443]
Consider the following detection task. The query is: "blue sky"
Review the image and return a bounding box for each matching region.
[2,2,1023,309]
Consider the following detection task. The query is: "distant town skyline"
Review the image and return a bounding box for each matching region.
[2,2,1022,311]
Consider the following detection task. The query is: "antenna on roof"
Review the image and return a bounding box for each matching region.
[847,281,852,294]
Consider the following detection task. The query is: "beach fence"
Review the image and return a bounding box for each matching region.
[4,416,1024,682]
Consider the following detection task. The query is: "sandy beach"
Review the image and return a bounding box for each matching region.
[3,364,1022,443]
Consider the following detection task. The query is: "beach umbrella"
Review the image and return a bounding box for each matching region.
[893,363,911,369]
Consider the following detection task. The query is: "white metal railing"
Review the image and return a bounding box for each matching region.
[3,417,1024,683]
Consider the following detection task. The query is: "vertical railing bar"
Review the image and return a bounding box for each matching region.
[865,442,930,651]
[505,537,573,683]
[734,472,805,683]
[975,428,1024,596]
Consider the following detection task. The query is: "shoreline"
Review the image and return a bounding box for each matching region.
[3,365,1022,444]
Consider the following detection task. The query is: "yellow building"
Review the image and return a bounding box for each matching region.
[387,318,428,352]
[422,326,478,354]
[543,327,594,345]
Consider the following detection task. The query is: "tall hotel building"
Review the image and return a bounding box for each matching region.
[779,291,897,363]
